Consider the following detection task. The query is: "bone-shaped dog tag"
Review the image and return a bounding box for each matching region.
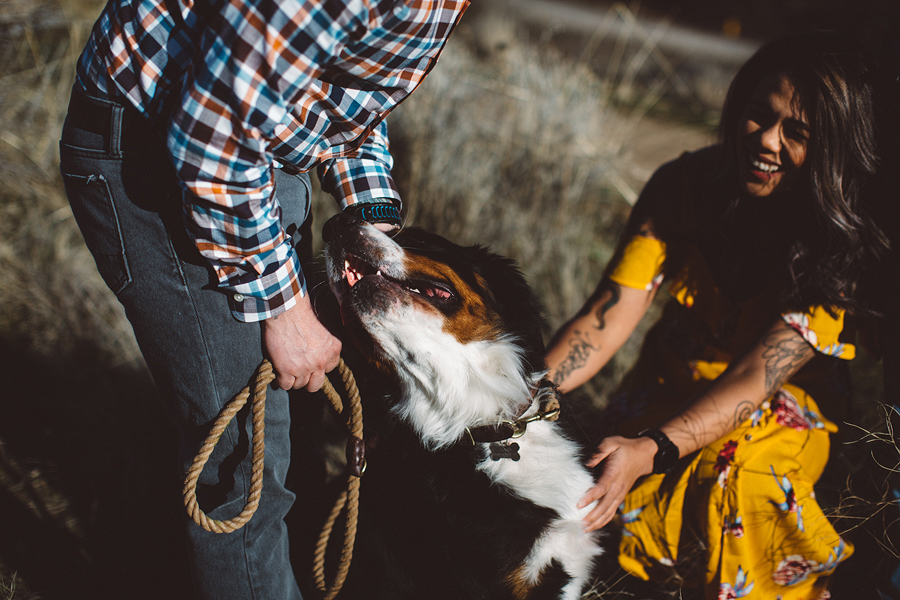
[489,442,520,461]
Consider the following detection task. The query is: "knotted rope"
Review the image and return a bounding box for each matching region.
[182,358,363,600]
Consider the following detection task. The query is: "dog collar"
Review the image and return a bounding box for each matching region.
[461,380,561,446]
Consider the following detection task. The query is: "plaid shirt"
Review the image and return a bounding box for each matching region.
[76,0,468,321]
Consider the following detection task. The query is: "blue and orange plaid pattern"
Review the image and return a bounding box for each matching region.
[75,0,468,321]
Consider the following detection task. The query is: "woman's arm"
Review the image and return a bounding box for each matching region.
[578,318,816,531]
[546,156,686,393]
[545,280,657,393]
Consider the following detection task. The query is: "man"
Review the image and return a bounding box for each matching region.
[59,0,469,597]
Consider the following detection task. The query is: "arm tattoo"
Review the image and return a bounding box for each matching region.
[592,282,621,331]
[553,330,600,386]
[760,329,814,397]
[733,400,754,427]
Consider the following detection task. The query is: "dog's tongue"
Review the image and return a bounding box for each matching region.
[340,260,360,325]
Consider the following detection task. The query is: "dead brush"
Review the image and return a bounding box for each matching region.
[0,0,137,364]
[0,0,895,598]
[1,0,169,598]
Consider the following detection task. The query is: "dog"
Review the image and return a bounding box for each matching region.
[321,212,610,600]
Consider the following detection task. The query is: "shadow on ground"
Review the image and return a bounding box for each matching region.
[0,337,193,599]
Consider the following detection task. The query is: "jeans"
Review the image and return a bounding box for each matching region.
[59,87,309,600]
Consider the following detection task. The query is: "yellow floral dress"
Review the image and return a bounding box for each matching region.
[606,234,853,600]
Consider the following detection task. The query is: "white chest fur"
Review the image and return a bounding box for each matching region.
[477,421,602,600]
[374,306,602,597]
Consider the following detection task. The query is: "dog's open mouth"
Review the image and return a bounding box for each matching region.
[341,255,454,301]
[343,255,375,288]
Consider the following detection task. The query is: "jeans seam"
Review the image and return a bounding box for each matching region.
[299,173,312,223]
[99,173,133,292]
[171,235,259,598]
[59,161,134,294]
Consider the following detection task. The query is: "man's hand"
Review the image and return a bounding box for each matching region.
[262,294,341,391]
[577,435,658,531]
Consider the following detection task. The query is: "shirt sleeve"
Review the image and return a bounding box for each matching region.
[607,235,667,291]
[782,307,855,360]
[316,120,402,208]
[165,0,354,323]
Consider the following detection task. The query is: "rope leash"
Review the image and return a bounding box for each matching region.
[182,358,363,600]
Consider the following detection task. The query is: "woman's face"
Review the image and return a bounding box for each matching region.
[736,73,809,198]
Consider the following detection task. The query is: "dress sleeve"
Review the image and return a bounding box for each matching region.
[607,235,667,291]
[782,307,855,360]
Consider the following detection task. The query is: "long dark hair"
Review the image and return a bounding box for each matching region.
[719,32,887,313]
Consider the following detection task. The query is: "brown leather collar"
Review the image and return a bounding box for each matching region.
[460,379,561,446]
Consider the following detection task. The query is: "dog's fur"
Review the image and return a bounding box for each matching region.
[322,213,610,600]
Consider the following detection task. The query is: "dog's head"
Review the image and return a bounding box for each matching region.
[323,213,546,449]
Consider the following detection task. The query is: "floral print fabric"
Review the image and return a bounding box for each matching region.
[782,309,853,359]
[617,384,849,599]
[607,235,853,598]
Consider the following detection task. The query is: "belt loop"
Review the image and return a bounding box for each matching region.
[109,103,124,157]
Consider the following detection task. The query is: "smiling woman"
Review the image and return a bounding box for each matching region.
[736,74,810,197]
[545,31,886,599]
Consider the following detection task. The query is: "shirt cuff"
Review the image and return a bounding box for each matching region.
[226,248,306,322]
[318,156,401,209]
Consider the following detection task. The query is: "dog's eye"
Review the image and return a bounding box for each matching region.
[406,280,455,302]
[424,286,452,300]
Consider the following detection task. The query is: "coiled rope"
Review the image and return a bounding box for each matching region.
[182,358,363,600]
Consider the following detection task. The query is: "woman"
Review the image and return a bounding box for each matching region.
[546,32,886,599]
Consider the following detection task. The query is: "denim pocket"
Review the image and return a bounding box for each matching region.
[61,171,132,294]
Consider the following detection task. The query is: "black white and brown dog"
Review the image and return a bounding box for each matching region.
[322,213,610,600]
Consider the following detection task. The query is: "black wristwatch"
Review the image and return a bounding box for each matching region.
[343,200,402,228]
[638,429,680,475]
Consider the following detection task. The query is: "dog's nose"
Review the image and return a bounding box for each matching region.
[322,211,365,244]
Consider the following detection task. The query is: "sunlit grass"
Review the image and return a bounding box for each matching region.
[0,0,893,598]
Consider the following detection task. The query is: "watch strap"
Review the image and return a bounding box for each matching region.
[638,428,680,475]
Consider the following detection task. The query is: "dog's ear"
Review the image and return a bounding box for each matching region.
[465,244,548,374]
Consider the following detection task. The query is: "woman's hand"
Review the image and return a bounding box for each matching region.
[577,435,659,532]
[575,319,816,532]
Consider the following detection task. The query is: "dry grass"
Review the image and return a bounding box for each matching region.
[0,0,895,598]
[1,1,191,598]
[0,0,139,364]
[0,572,38,600]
